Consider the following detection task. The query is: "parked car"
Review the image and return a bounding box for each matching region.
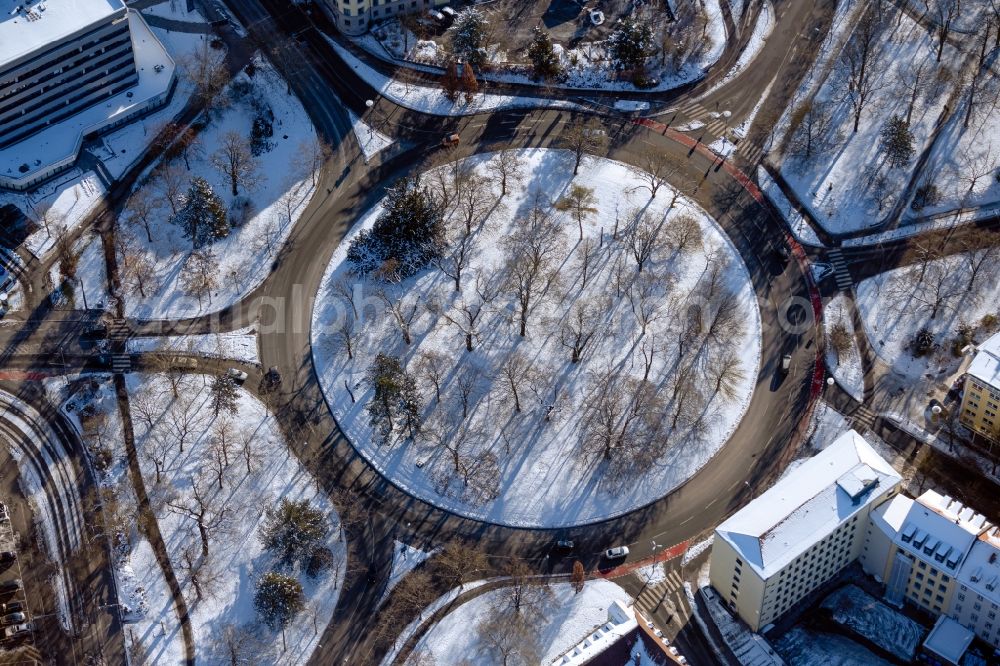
[441,6,457,19]
[0,552,14,563]
[555,540,574,550]
[3,622,32,639]
[1,613,25,626]
[226,368,248,384]
[442,133,460,148]
[0,580,20,594]
[604,546,629,559]
[0,602,24,614]
[780,354,792,374]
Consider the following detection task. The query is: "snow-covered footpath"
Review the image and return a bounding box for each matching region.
[313,148,761,528]
[127,326,260,365]
[823,293,863,402]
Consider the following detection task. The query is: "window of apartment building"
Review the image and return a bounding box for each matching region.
[916,572,925,581]
[957,604,963,612]
[976,603,983,611]
[919,561,926,570]
[972,613,979,622]
[987,622,994,631]
[936,594,944,604]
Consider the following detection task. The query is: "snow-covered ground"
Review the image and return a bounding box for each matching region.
[913,67,1000,217]
[682,536,715,567]
[778,6,959,234]
[820,585,926,661]
[412,580,631,665]
[122,56,318,319]
[775,626,893,666]
[141,0,205,22]
[312,148,761,527]
[348,109,395,161]
[635,562,667,585]
[328,39,582,116]
[126,372,345,665]
[823,293,863,402]
[362,0,725,94]
[381,540,435,604]
[856,250,998,380]
[757,166,823,247]
[806,400,852,451]
[126,326,260,365]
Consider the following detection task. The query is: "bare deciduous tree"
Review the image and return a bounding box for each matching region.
[560,299,600,363]
[624,209,663,273]
[502,206,565,337]
[554,183,598,240]
[496,351,534,414]
[558,117,608,175]
[416,351,448,404]
[630,147,679,198]
[487,149,524,197]
[166,474,231,557]
[378,288,422,345]
[211,131,262,197]
[153,162,187,216]
[841,6,886,133]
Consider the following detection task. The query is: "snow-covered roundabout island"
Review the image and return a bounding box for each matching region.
[312,148,761,527]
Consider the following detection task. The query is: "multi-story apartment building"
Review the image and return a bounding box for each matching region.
[0,0,175,190]
[863,489,1000,650]
[321,0,448,36]
[709,430,902,631]
[959,331,1000,443]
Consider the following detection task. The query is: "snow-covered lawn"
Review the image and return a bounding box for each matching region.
[682,536,715,567]
[824,294,863,402]
[778,8,959,234]
[856,251,998,380]
[126,326,260,365]
[381,540,435,604]
[914,67,1000,217]
[327,39,582,116]
[412,580,630,665]
[349,109,395,161]
[775,626,894,666]
[141,0,205,22]
[121,56,318,319]
[806,400,851,451]
[312,148,760,527]
[820,585,926,661]
[757,166,823,247]
[126,372,345,665]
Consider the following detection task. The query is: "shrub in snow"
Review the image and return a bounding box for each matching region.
[527,27,562,81]
[228,196,255,228]
[174,177,229,248]
[250,112,275,156]
[259,499,330,567]
[253,572,304,629]
[305,546,335,579]
[608,16,654,72]
[910,182,941,211]
[366,353,422,445]
[346,177,445,279]
[912,327,935,357]
[451,9,488,69]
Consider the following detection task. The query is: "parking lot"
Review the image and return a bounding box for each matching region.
[0,450,39,659]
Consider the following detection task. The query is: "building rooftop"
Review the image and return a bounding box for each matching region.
[967,331,1000,390]
[0,11,174,187]
[871,490,991,574]
[0,0,125,67]
[715,430,900,579]
[922,615,975,666]
[955,529,1000,607]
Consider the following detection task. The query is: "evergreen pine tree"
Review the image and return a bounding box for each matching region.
[259,499,329,566]
[608,16,654,71]
[365,353,423,445]
[461,62,478,103]
[527,27,561,81]
[254,572,304,629]
[880,115,915,168]
[452,9,488,69]
[209,373,239,416]
[175,177,229,248]
[346,177,445,278]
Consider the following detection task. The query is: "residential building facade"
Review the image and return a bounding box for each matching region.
[321,0,447,36]
[709,430,902,631]
[959,331,1000,443]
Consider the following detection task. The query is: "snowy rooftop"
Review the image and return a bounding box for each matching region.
[0,0,125,66]
[716,430,900,578]
[968,331,1000,389]
[871,490,993,574]
[0,11,173,184]
[955,530,1000,607]
[922,615,974,665]
[555,600,637,666]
